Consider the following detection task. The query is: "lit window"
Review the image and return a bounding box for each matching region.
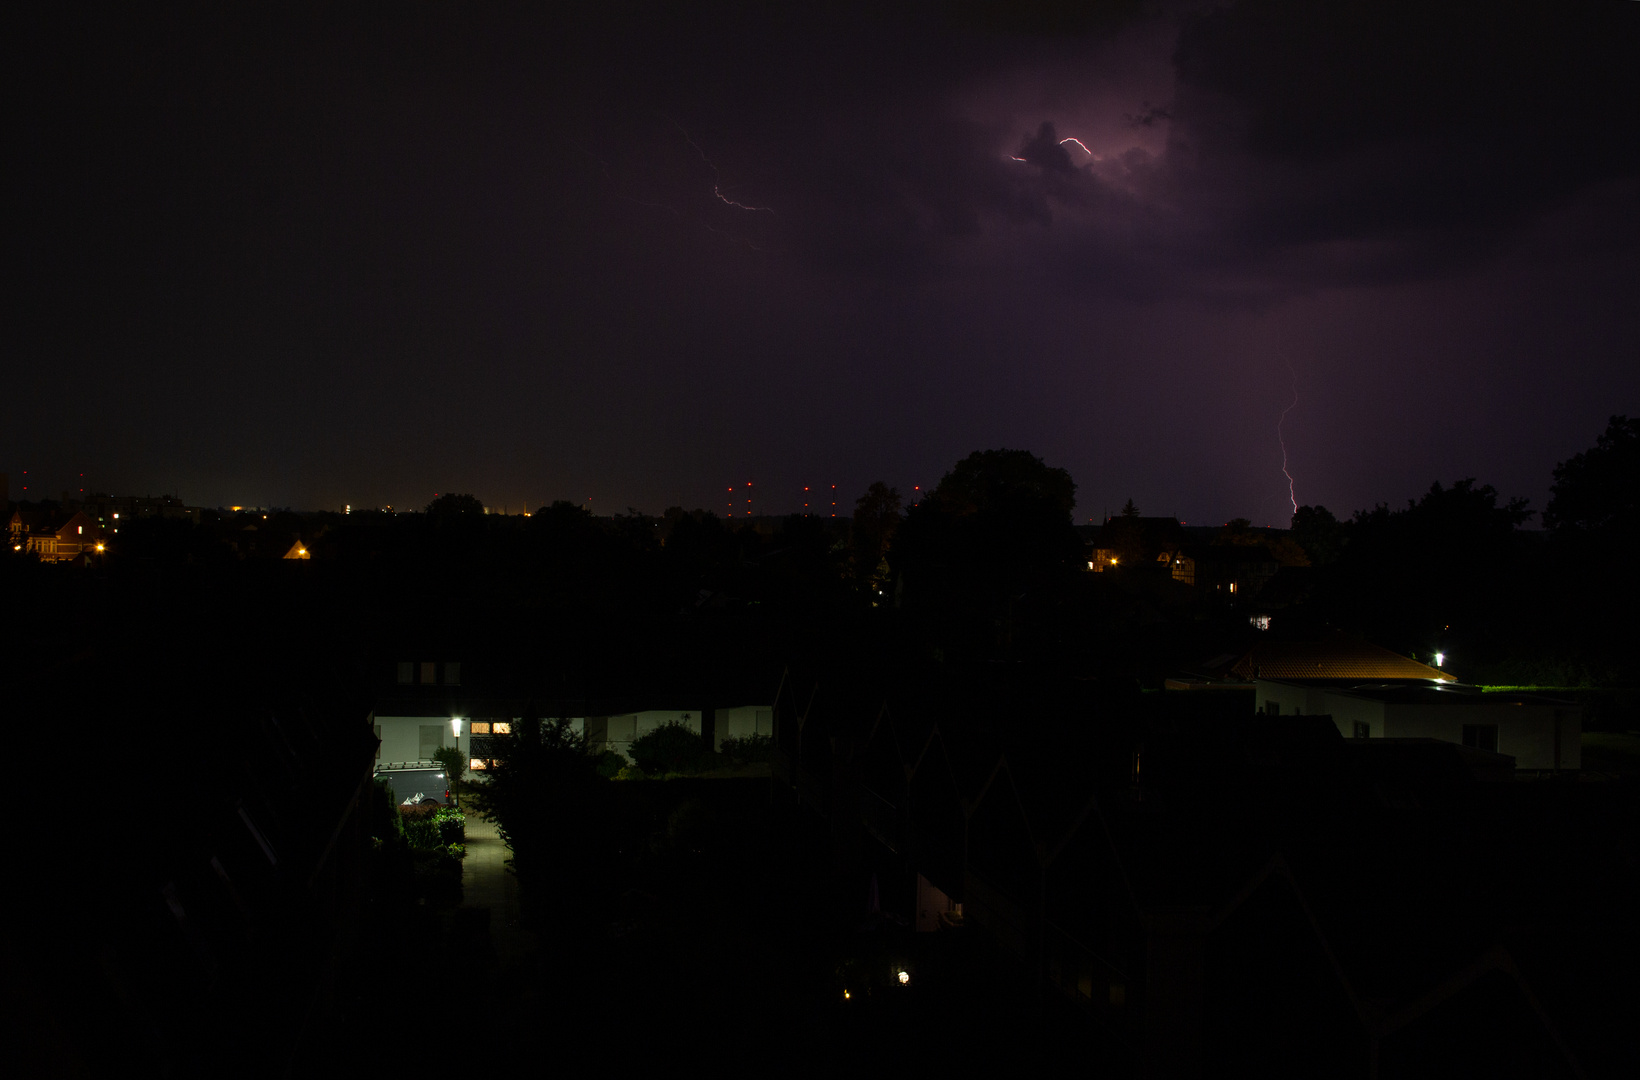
[469,758,488,771]
[471,721,491,735]
[492,721,512,735]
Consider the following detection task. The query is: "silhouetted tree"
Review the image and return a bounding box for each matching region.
[425,492,484,520]
[852,482,902,589]
[891,449,1082,654]
[1290,505,1343,566]
[1544,415,1639,536]
[1318,479,1531,669]
[480,707,600,926]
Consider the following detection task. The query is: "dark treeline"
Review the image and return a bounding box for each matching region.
[7,416,1637,690]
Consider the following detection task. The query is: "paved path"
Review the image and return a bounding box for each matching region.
[460,814,537,967]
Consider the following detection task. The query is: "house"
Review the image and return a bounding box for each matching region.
[583,704,773,762]
[1255,679,1580,771]
[8,508,102,561]
[585,710,702,762]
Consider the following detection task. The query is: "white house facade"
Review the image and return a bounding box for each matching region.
[1255,679,1580,771]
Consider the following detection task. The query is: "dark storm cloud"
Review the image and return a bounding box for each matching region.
[1152,0,1640,290]
[623,0,1640,301]
[1016,121,1079,174]
[4,2,1634,519]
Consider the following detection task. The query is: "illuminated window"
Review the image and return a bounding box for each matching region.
[469,758,488,771]
[470,721,491,735]
[492,721,511,735]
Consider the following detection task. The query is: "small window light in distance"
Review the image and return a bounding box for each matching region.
[492,721,512,735]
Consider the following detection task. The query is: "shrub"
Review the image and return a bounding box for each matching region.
[410,845,463,906]
[719,732,773,763]
[399,804,443,850]
[629,721,704,774]
[433,805,465,845]
[614,765,648,782]
[594,750,627,778]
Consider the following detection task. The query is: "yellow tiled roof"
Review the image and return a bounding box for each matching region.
[1229,638,1452,682]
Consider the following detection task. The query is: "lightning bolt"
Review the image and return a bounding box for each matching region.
[1277,363,1299,515]
[665,115,774,213]
[1009,136,1097,166]
[576,138,769,251]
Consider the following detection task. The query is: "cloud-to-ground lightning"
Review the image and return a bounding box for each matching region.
[1277,363,1299,515]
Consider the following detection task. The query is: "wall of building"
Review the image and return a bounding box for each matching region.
[1319,694,1386,739]
[712,704,773,750]
[372,714,469,765]
[590,710,702,762]
[1381,703,1579,770]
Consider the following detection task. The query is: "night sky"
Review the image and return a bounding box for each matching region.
[9,2,1638,524]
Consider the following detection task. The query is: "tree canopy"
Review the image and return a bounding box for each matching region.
[1544,416,1638,536]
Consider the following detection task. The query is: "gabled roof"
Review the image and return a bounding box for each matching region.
[1229,635,1452,682]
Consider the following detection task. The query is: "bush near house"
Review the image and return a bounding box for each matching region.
[399,803,466,850]
[719,732,773,764]
[629,721,705,775]
[595,750,627,778]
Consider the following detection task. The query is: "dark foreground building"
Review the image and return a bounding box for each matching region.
[11,636,378,1078]
[774,664,1638,1078]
